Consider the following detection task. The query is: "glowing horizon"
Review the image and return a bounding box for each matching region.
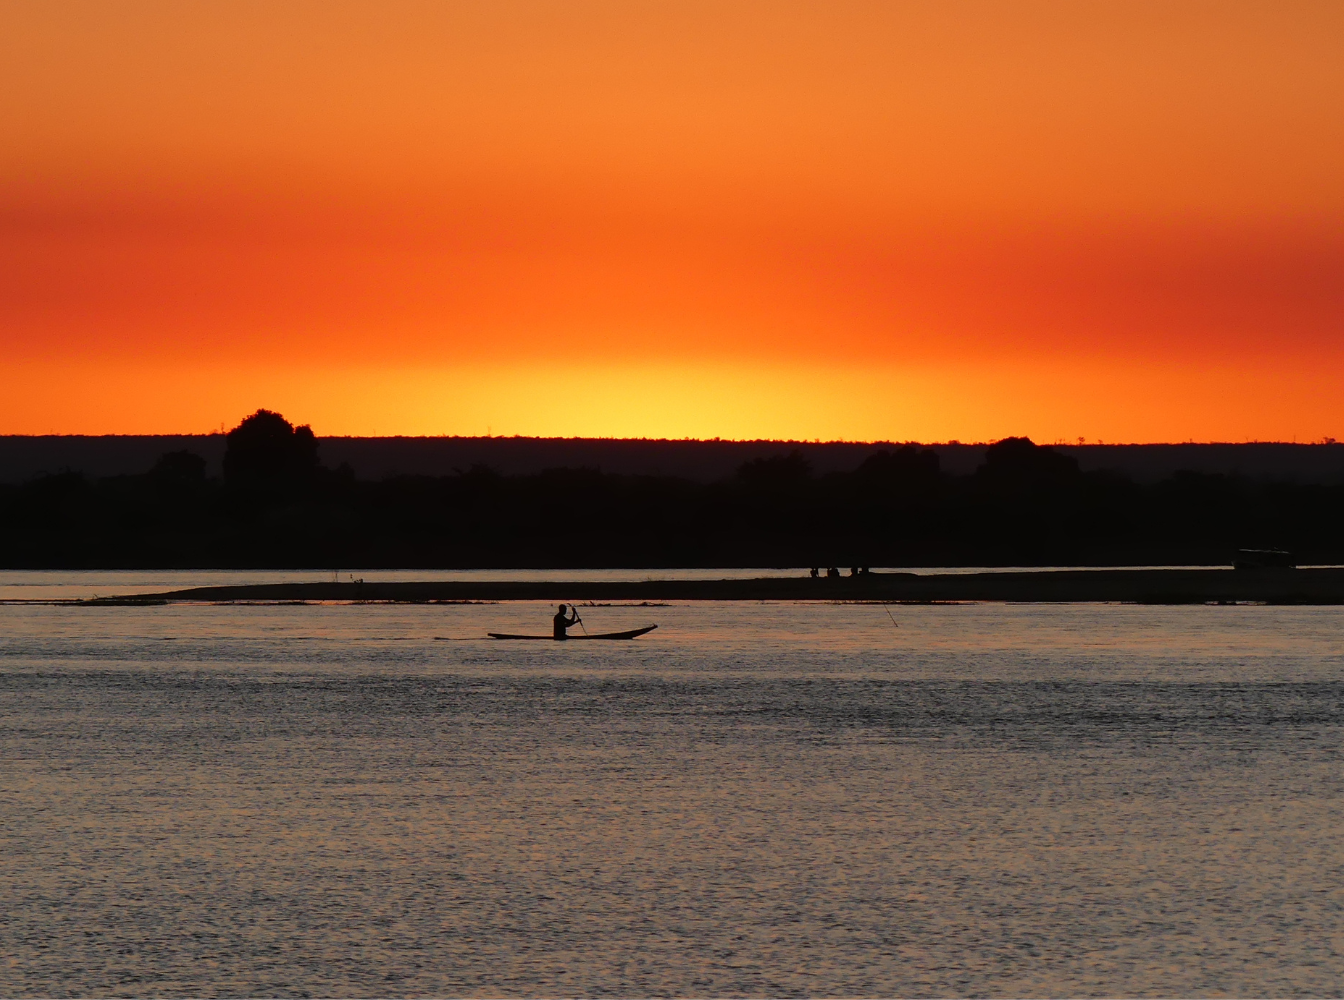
[3,1,1341,441]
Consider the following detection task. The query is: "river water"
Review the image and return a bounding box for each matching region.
[3,586,1344,996]
[0,566,1236,602]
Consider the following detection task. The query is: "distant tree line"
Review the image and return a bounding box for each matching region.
[2,409,1341,568]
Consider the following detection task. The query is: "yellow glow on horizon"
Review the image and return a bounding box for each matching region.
[5,359,1340,445]
[2,2,1342,440]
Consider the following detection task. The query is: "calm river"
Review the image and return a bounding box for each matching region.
[3,575,1343,996]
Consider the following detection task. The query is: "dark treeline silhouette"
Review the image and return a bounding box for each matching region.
[7,435,1344,484]
[3,410,1342,568]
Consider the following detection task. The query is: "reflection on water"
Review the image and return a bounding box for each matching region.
[3,601,1344,997]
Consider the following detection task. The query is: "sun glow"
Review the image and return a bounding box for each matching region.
[2,1,1341,439]
[5,358,1340,445]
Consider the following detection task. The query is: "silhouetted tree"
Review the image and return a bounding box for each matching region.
[222,410,319,486]
[977,437,1080,491]
[855,446,941,496]
[736,451,812,491]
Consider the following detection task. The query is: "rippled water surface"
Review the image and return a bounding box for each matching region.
[4,595,1344,997]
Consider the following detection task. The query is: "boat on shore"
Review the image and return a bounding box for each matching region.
[487,625,658,641]
[1233,548,1295,570]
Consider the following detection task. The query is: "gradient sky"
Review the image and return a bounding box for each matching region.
[2,0,1341,440]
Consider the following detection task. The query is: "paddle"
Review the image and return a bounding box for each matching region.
[574,606,589,636]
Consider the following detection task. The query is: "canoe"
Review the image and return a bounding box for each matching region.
[487,625,658,641]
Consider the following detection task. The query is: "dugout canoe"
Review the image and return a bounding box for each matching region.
[487,625,658,641]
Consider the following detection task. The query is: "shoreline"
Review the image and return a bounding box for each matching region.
[78,567,1344,605]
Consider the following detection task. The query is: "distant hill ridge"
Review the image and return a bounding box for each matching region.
[2,435,1343,485]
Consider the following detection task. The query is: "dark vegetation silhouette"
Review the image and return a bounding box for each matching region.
[2,411,1342,568]
[222,409,319,487]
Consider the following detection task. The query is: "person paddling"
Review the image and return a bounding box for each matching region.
[553,603,580,640]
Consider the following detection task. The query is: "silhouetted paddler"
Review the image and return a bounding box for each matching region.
[553,603,580,640]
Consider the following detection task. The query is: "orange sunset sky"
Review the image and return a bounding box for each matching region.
[2,0,1342,441]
